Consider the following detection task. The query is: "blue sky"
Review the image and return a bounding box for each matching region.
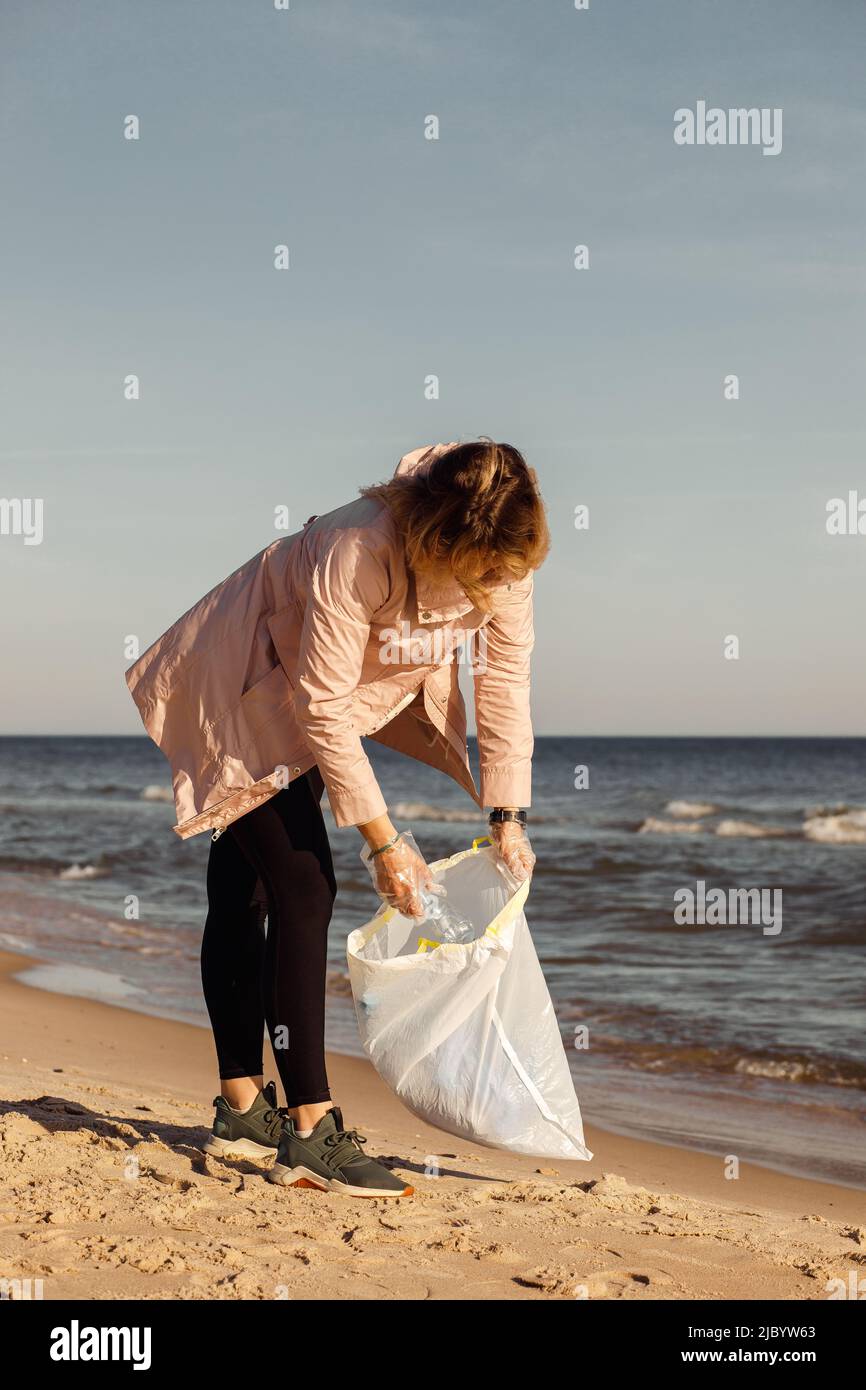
[1,0,864,734]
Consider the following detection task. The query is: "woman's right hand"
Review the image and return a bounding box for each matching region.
[370,834,434,918]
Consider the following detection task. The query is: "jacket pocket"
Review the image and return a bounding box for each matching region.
[267,605,302,683]
[238,663,294,736]
[206,663,296,762]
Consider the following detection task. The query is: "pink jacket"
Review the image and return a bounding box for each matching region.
[125,444,534,839]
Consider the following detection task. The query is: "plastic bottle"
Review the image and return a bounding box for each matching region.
[415,887,475,944]
[360,829,475,944]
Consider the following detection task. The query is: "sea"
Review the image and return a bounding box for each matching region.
[0,735,863,1188]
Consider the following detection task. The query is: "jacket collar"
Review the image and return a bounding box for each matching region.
[414,569,474,624]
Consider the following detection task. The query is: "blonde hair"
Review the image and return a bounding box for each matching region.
[361,439,550,612]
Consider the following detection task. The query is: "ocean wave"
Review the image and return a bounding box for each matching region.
[638,817,703,836]
[803,809,866,845]
[0,854,69,876]
[2,783,155,802]
[59,863,111,881]
[140,785,174,802]
[640,814,818,842]
[392,800,561,826]
[732,1056,849,1085]
[0,853,115,880]
[107,921,158,939]
[103,922,180,954]
[99,938,177,957]
[665,800,717,819]
[0,932,30,951]
[392,801,487,824]
[589,1035,866,1090]
[714,819,788,839]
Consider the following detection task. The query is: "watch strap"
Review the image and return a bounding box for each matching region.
[488,809,527,827]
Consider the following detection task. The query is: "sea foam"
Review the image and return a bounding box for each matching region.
[141,785,174,802]
[665,800,717,819]
[803,809,866,845]
[638,817,703,836]
[715,819,788,839]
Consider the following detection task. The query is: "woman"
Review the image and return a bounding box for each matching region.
[126,439,547,1199]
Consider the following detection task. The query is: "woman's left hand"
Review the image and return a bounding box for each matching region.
[490,821,536,882]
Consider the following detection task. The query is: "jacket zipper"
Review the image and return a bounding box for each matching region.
[206,763,309,841]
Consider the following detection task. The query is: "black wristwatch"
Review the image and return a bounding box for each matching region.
[488,809,527,827]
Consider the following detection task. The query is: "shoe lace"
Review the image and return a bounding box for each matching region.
[322,1126,368,1170]
[262,1106,289,1140]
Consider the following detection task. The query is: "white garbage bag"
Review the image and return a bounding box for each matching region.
[346,839,593,1160]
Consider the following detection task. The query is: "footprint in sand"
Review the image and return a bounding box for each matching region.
[516,1265,675,1298]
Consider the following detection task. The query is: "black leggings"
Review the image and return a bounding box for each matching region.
[200,772,337,1107]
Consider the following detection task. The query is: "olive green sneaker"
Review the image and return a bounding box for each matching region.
[203,1081,286,1159]
[268,1106,414,1198]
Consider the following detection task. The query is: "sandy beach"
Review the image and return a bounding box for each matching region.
[0,950,863,1302]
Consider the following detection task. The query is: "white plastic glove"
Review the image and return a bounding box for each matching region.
[490,820,535,882]
[367,833,435,919]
